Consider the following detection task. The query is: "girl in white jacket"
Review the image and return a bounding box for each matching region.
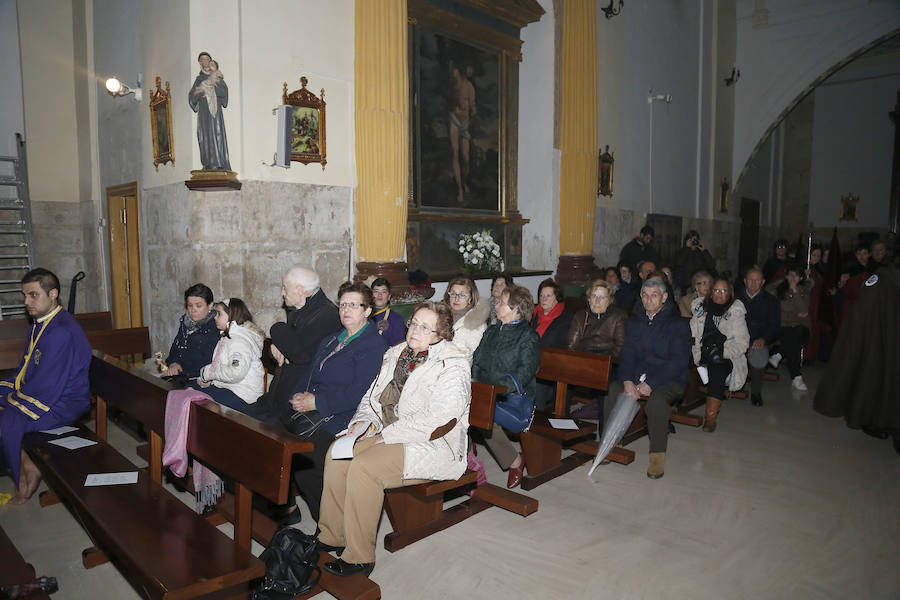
[198,298,266,415]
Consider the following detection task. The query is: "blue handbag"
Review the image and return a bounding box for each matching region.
[493,373,535,433]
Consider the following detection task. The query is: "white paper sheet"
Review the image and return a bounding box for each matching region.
[47,436,97,450]
[330,421,371,459]
[84,472,139,487]
[549,418,579,430]
[696,365,709,385]
[40,425,79,435]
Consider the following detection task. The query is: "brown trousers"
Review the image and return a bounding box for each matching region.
[317,435,428,564]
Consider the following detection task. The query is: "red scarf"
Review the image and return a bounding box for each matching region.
[533,302,564,338]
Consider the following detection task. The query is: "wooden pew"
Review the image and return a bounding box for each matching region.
[89,351,381,600]
[382,382,538,553]
[517,348,614,490]
[22,427,264,600]
[0,525,52,600]
[0,311,112,340]
[0,326,150,371]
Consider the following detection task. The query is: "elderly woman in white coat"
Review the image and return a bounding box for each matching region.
[443,274,491,357]
[316,301,471,578]
[690,279,749,433]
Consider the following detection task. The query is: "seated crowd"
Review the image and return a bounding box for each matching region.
[2,229,893,579]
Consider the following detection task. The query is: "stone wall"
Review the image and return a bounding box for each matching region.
[31,200,101,313]
[141,180,353,353]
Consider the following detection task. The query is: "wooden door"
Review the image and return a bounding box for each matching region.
[106,183,143,329]
[738,198,760,273]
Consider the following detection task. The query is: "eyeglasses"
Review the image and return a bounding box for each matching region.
[339,301,365,310]
[407,319,435,335]
[712,288,729,294]
[589,294,610,301]
[448,292,470,300]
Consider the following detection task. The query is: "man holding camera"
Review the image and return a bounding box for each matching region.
[674,230,716,296]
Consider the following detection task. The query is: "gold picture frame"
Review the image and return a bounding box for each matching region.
[598,145,615,197]
[149,77,174,171]
[719,177,730,213]
[840,193,859,221]
[282,77,326,169]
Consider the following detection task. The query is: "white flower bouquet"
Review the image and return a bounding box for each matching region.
[458,230,504,276]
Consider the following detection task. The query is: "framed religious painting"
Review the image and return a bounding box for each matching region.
[410,25,504,213]
[598,145,614,197]
[282,77,327,169]
[839,193,859,221]
[149,77,174,171]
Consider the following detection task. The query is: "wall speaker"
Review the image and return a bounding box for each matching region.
[274,105,291,168]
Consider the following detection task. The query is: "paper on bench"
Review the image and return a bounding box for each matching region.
[549,418,579,430]
[330,421,371,459]
[48,436,97,450]
[40,425,78,435]
[84,472,139,486]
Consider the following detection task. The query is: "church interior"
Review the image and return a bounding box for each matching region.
[1,0,898,598]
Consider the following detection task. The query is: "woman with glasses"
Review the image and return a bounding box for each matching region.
[689,278,749,432]
[565,280,627,419]
[442,274,491,356]
[678,270,713,318]
[316,301,470,578]
[283,281,389,525]
[472,285,541,488]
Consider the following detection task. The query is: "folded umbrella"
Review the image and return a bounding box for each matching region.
[588,391,640,478]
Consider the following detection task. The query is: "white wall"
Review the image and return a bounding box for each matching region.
[0,0,24,159]
[733,0,900,187]
[809,56,899,229]
[517,0,555,271]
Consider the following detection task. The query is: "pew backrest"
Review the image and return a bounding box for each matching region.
[537,347,611,416]
[469,382,506,430]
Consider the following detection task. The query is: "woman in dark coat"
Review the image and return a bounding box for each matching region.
[814,264,899,453]
[283,281,389,523]
[161,283,219,379]
[472,285,541,489]
[531,278,572,411]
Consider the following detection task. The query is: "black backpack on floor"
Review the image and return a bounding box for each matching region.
[250,527,320,600]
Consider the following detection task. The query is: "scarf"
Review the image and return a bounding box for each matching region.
[451,307,470,323]
[378,345,428,427]
[532,302,564,338]
[162,389,223,513]
[180,310,214,336]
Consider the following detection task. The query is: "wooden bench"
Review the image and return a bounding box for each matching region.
[0,311,113,340]
[22,427,264,600]
[516,348,613,490]
[0,325,150,371]
[0,525,52,600]
[382,381,538,553]
[89,351,381,600]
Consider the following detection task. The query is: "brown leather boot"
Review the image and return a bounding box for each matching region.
[703,397,722,432]
[647,452,666,479]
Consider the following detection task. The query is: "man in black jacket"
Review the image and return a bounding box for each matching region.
[618,279,691,479]
[737,267,780,406]
[618,225,661,275]
[250,266,340,423]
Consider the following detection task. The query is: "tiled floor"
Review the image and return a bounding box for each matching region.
[2,363,898,599]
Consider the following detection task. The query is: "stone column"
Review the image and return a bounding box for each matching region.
[556,0,600,286]
[353,0,410,292]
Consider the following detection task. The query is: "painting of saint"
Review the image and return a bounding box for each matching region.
[413,30,500,212]
[291,107,320,155]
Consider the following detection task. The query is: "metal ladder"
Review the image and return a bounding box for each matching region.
[0,133,35,318]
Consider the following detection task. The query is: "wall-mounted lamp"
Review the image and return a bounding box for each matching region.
[724,66,740,86]
[105,74,142,101]
[601,0,623,19]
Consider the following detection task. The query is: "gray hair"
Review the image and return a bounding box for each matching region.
[641,278,668,296]
[283,265,320,294]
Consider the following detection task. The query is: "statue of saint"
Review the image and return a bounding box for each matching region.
[189,52,231,171]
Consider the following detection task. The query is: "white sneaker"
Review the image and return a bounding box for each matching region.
[768,353,783,368]
[792,375,808,391]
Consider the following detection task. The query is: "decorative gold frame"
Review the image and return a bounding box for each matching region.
[840,193,859,221]
[282,77,326,169]
[149,77,174,171]
[598,145,614,197]
[719,177,730,213]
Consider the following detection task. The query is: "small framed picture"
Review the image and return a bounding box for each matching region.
[282,77,326,169]
[149,77,174,171]
[598,145,615,197]
[719,177,729,213]
[839,193,859,221]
